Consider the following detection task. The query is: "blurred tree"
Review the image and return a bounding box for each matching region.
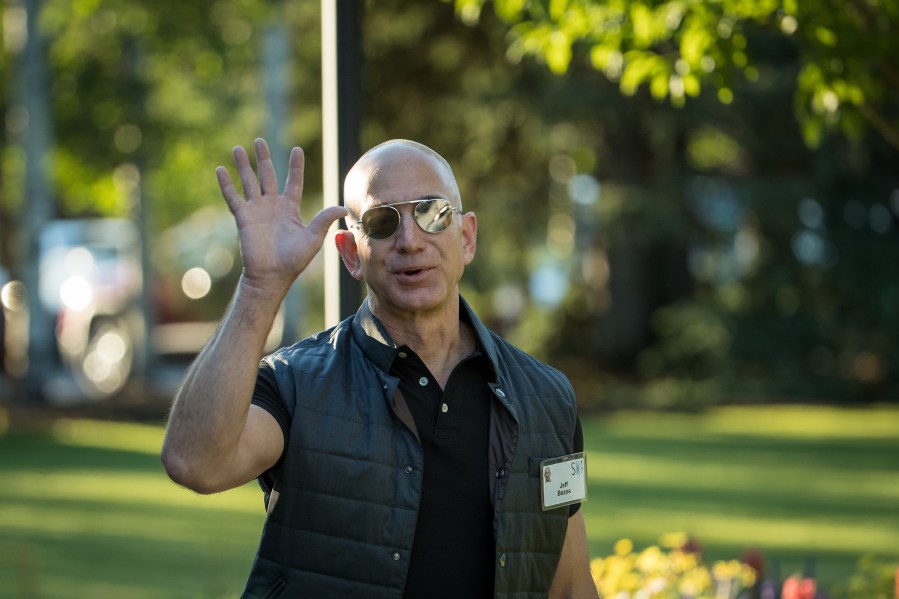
[1,0,326,230]
[41,0,264,226]
[438,0,899,405]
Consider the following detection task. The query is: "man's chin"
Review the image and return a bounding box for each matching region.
[371,289,453,318]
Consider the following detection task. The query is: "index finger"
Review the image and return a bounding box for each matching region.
[282,147,305,204]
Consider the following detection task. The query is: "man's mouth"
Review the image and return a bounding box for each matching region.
[392,266,430,279]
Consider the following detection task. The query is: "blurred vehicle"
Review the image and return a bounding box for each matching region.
[39,219,143,399]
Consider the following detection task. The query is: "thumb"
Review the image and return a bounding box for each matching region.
[307,205,350,237]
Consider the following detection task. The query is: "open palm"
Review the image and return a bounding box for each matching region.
[217,139,348,295]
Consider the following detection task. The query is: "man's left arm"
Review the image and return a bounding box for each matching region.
[548,510,600,599]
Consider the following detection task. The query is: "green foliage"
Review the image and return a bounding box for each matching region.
[639,302,733,379]
[3,0,324,229]
[451,20,899,405]
[450,0,899,150]
[831,555,899,599]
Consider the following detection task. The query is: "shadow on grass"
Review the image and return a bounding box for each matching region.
[0,428,265,599]
[0,432,164,474]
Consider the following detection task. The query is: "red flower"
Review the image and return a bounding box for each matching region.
[782,575,817,599]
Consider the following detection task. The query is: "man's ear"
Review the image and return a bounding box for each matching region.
[461,212,477,266]
[335,230,364,281]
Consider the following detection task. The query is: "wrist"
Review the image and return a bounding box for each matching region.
[235,272,293,305]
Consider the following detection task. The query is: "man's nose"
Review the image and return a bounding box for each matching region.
[393,210,425,249]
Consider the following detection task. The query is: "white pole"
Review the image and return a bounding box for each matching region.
[321,0,341,329]
[321,0,362,327]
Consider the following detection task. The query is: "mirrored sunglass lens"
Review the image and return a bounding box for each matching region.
[414,200,454,233]
[361,207,399,239]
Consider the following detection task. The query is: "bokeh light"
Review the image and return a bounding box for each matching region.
[181,267,212,300]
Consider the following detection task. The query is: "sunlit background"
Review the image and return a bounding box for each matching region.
[0,0,897,597]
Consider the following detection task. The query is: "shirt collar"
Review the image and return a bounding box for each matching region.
[350,295,499,382]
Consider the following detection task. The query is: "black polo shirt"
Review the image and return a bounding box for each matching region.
[392,344,495,598]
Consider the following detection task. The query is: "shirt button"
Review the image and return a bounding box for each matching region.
[404,466,413,474]
[495,468,506,478]
[418,377,428,386]
[398,351,407,358]
[495,389,506,399]
[441,403,448,413]
[392,552,400,561]
[499,553,506,568]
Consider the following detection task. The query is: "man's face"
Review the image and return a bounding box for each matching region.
[341,145,476,321]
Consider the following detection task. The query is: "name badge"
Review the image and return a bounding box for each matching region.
[540,452,587,511]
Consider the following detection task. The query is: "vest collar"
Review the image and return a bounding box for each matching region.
[350,295,500,383]
[350,298,397,373]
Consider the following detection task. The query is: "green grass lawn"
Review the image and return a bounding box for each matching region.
[580,405,899,589]
[1,405,897,598]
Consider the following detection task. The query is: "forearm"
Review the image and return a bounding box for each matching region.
[549,512,601,599]
[161,276,287,491]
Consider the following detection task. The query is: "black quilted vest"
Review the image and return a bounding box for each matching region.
[242,298,578,599]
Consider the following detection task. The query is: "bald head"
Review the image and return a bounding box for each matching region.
[343,140,461,218]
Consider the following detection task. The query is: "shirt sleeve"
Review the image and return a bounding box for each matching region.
[251,361,290,442]
[568,414,584,518]
[251,363,290,498]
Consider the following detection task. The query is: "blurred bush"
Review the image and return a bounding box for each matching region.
[831,555,899,599]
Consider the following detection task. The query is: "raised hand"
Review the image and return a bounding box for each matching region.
[216,138,348,295]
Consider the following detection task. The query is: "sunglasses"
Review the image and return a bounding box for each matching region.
[354,198,461,240]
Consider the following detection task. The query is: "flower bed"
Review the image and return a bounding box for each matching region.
[591,533,756,598]
[590,534,899,599]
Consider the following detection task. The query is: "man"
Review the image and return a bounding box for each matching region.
[162,138,599,598]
